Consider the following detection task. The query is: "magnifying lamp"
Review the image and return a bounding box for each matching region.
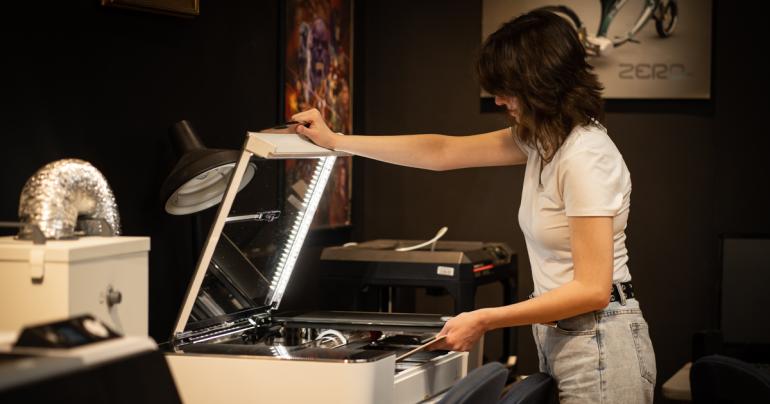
[160,120,256,215]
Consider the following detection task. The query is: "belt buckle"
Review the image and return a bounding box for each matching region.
[614,282,627,306]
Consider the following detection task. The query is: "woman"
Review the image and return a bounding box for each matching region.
[293,9,656,403]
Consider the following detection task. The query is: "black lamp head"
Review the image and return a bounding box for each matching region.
[160,120,255,215]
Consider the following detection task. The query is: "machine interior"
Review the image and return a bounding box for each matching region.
[178,154,448,368]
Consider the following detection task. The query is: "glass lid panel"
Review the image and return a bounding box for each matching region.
[186,155,336,329]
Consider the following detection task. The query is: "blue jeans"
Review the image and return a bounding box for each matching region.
[531,298,656,403]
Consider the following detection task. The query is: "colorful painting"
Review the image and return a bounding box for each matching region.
[284,0,353,229]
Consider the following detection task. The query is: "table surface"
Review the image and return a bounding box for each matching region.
[662,362,692,401]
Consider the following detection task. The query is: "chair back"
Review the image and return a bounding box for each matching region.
[499,372,558,404]
[691,354,770,404]
[438,362,508,404]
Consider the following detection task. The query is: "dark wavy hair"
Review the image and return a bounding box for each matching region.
[477,9,604,162]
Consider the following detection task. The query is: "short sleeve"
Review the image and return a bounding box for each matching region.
[559,144,626,217]
[512,129,532,159]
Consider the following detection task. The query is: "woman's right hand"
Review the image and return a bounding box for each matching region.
[291,108,341,150]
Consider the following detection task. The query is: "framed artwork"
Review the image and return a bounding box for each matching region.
[100,0,199,17]
[481,0,712,100]
[283,0,353,229]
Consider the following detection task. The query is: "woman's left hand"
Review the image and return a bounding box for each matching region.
[432,310,489,352]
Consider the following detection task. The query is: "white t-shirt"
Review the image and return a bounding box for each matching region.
[516,123,632,295]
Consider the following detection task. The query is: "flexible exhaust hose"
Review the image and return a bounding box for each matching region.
[18,159,121,239]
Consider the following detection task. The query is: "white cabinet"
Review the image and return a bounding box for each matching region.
[0,236,150,336]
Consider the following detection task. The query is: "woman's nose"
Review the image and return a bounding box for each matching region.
[494,96,506,106]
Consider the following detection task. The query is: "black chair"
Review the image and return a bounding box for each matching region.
[438,362,509,404]
[691,354,770,404]
[499,372,558,404]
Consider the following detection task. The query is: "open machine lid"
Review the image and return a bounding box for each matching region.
[172,127,349,336]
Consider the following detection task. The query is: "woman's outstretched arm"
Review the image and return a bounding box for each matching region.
[292,108,527,170]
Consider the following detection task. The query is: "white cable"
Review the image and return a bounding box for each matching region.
[395,227,448,252]
[315,329,347,348]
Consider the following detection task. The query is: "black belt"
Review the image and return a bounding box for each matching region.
[610,281,634,304]
[528,281,635,304]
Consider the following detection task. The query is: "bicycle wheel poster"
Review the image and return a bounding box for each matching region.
[284,0,353,229]
[482,0,712,99]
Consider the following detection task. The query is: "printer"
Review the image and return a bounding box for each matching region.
[163,131,473,403]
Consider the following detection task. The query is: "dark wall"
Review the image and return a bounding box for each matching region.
[3,1,769,400]
[357,0,770,398]
[0,0,281,341]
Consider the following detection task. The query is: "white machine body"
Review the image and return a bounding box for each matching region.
[166,349,468,404]
[0,236,150,336]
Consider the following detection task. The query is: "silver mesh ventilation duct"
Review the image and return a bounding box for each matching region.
[18,159,122,239]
